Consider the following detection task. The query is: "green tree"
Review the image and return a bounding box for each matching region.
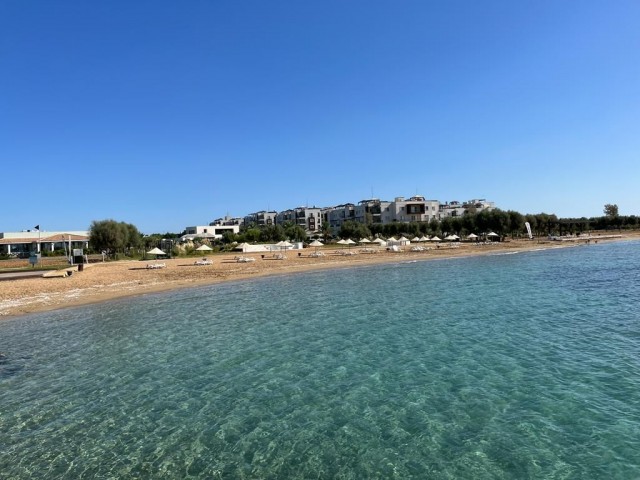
[321,221,333,241]
[89,219,142,256]
[244,228,262,243]
[338,221,371,240]
[604,204,619,218]
[260,224,286,242]
[285,225,307,242]
[507,210,524,238]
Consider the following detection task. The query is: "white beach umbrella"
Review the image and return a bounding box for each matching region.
[444,235,457,241]
[487,232,499,237]
[277,240,293,252]
[411,236,421,242]
[146,247,166,264]
[420,236,430,242]
[359,238,371,244]
[196,244,213,252]
[430,236,442,242]
[467,233,478,240]
[373,238,387,246]
[309,239,324,253]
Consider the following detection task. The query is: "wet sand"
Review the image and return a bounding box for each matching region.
[0,235,633,319]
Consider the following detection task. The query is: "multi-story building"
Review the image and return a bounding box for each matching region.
[324,204,356,230]
[210,216,243,227]
[439,199,495,218]
[182,224,240,241]
[382,196,440,223]
[243,211,277,228]
[353,199,391,225]
[276,207,322,235]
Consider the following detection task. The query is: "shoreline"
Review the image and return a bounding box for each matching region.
[1,235,635,321]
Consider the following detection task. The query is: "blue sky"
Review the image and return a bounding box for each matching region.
[2,1,639,234]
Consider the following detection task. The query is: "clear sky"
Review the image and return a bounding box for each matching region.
[2,1,639,234]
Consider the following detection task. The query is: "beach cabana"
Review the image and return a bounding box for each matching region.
[235,242,250,253]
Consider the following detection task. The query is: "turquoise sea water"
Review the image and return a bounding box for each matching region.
[1,241,640,479]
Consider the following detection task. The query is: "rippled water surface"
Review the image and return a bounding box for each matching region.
[2,241,640,478]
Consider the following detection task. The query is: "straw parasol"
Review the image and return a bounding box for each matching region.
[309,239,324,253]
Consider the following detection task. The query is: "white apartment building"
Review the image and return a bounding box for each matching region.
[354,199,391,225]
[182,224,240,241]
[324,204,356,230]
[210,216,243,226]
[276,207,322,235]
[381,196,440,223]
[243,211,277,227]
[439,199,495,218]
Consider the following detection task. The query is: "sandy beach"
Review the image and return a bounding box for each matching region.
[0,234,633,319]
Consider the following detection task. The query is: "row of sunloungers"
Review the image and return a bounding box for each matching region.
[151,244,442,270]
[410,246,432,252]
[334,250,357,256]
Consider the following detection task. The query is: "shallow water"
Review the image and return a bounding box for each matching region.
[2,241,640,478]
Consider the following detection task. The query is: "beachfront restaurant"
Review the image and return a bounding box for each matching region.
[0,230,89,257]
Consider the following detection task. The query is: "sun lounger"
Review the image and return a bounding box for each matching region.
[194,258,212,265]
[147,263,166,269]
